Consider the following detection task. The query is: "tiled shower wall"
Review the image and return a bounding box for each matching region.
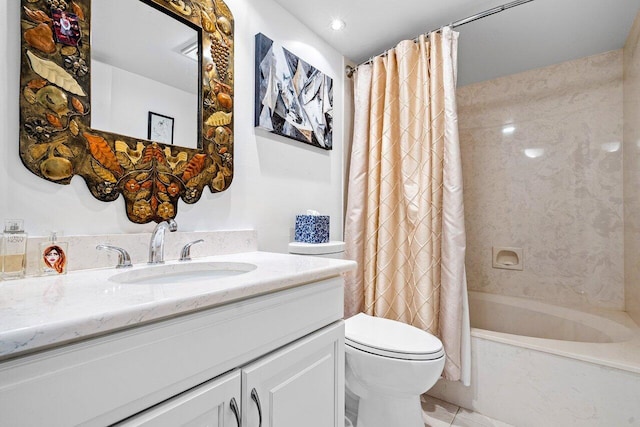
[458,50,624,310]
[624,14,640,324]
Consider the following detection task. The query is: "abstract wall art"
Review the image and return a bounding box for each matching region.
[254,33,333,150]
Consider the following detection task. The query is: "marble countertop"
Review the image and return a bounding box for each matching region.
[0,251,356,361]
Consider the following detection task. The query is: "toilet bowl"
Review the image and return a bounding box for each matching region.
[345,313,445,427]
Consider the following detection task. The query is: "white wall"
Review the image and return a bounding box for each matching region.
[91,60,198,148]
[1,0,347,253]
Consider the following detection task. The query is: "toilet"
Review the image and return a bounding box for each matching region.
[288,240,345,258]
[288,241,445,427]
[345,313,445,427]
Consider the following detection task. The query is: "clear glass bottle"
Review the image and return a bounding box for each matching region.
[1,219,28,280]
[40,231,68,276]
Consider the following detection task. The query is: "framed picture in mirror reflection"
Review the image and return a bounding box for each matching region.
[51,9,81,46]
[148,111,174,145]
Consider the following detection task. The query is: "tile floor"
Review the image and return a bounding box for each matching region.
[421,395,514,427]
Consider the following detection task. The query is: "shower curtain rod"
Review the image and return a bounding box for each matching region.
[345,0,534,78]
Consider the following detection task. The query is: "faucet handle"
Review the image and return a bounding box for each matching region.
[179,239,204,261]
[97,244,133,268]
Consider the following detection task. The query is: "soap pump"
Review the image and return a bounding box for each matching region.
[40,231,68,275]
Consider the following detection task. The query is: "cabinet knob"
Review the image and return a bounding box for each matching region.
[251,388,262,427]
[230,397,241,427]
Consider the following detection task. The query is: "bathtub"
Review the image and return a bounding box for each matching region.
[428,291,640,427]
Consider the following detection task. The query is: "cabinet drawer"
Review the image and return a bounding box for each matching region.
[116,370,241,427]
[0,277,343,427]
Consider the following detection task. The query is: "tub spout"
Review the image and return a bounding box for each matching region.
[148,219,178,264]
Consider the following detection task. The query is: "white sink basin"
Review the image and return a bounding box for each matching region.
[109,262,257,285]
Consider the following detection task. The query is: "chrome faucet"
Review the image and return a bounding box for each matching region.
[148,219,177,264]
[179,239,204,261]
[96,244,132,268]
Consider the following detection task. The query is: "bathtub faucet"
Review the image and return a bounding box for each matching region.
[148,219,178,264]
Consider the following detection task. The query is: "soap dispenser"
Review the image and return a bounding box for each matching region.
[40,231,68,275]
[1,219,28,280]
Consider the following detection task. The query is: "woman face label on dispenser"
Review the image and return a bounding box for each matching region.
[43,245,67,274]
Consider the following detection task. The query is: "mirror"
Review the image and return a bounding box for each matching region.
[91,0,200,149]
[19,0,235,224]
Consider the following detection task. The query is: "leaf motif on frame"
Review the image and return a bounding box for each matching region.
[115,140,129,152]
[23,6,52,24]
[163,148,188,168]
[69,119,79,135]
[115,152,134,170]
[141,144,167,164]
[213,0,232,20]
[157,164,172,174]
[70,1,85,20]
[158,173,171,185]
[211,171,225,191]
[26,50,86,96]
[156,180,167,193]
[83,132,123,175]
[27,79,48,89]
[173,160,188,176]
[186,174,204,188]
[91,160,117,183]
[182,153,207,181]
[55,144,74,158]
[28,144,50,161]
[205,111,232,126]
[23,87,37,104]
[71,97,85,114]
[135,189,151,200]
[135,172,150,181]
[200,9,216,33]
[150,196,158,212]
[46,113,63,128]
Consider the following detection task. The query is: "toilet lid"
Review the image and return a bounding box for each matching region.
[288,241,345,255]
[345,313,445,361]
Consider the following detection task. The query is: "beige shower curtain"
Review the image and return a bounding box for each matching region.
[344,27,470,383]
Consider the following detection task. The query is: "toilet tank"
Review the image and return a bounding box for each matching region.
[288,241,345,259]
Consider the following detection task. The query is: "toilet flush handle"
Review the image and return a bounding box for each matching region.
[251,388,262,427]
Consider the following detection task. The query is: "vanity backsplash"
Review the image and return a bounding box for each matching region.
[19,229,257,276]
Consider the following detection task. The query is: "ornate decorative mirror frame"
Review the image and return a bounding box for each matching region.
[19,0,234,223]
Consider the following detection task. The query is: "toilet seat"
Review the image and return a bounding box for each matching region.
[345,313,444,361]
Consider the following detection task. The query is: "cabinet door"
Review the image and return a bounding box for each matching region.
[242,321,344,427]
[117,370,242,427]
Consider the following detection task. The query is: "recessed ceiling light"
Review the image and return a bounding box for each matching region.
[331,19,346,31]
[180,41,198,61]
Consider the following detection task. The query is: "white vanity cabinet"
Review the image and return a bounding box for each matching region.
[119,322,343,427]
[241,322,344,427]
[117,370,242,426]
[0,277,345,427]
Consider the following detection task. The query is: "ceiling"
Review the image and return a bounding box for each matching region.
[272,0,640,86]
